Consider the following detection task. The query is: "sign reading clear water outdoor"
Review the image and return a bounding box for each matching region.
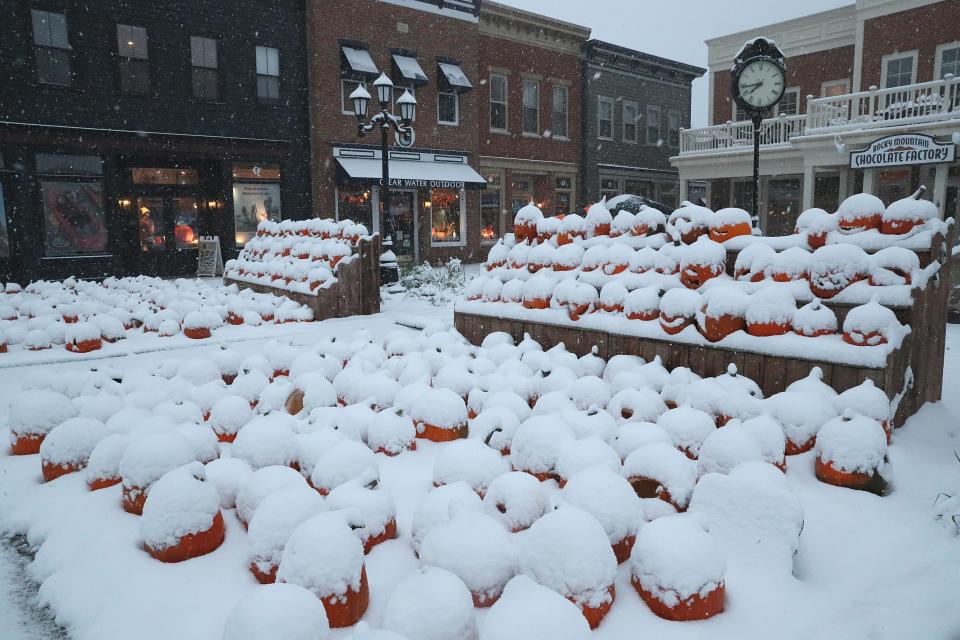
[378,178,465,189]
[850,134,955,169]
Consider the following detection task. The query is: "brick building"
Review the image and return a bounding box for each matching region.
[582,40,704,210]
[673,0,959,235]
[476,2,590,237]
[0,0,312,282]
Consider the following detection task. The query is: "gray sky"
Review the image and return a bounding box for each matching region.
[499,0,852,127]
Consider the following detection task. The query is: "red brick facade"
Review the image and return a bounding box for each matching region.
[860,0,960,88]
[712,46,855,124]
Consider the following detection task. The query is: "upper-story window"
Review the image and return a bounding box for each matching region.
[437,60,472,127]
[597,97,613,140]
[190,36,220,101]
[668,111,681,148]
[438,90,458,125]
[256,46,280,105]
[552,85,568,139]
[646,106,661,145]
[777,88,800,116]
[881,52,916,89]
[32,9,71,86]
[821,79,849,97]
[937,43,960,79]
[490,73,508,132]
[622,101,638,142]
[117,24,149,95]
[734,103,748,122]
[522,79,539,135]
[340,44,378,116]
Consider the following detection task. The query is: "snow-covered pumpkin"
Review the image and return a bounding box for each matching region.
[221,584,330,640]
[140,466,225,562]
[420,511,518,607]
[510,416,574,481]
[527,242,556,273]
[482,278,503,303]
[838,379,893,443]
[807,244,870,299]
[553,243,584,272]
[805,211,839,249]
[309,440,378,496]
[668,203,712,244]
[518,504,618,629]
[765,390,838,455]
[119,431,197,515]
[483,575,591,640]
[598,281,628,313]
[837,193,885,233]
[881,192,936,235]
[208,395,254,443]
[554,437,621,486]
[623,287,660,321]
[696,287,750,342]
[842,301,903,346]
[868,246,919,286]
[629,246,657,274]
[7,389,76,455]
[521,272,556,310]
[740,414,788,471]
[183,310,218,339]
[411,482,483,557]
[695,422,765,477]
[327,476,397,554]
[610,210,636,237]
[563,467,644,564]
[585,199,613,237]
[237,465,309,527]
[708,207,752,242]
[622,443,697,510]
[768,247,811,282]
[556,281,597,321]
[486,241,509,270]
[792,299,838,337]
[277,512,369,628]
[433,439,509,497]
[85,433,131,490]
[65,321,102,353]
[381,567,478,639]
[367,408,416,456]
[537,215,561,243]
[633,207,666,237]
[815,413,889,494]
[39,417,107,482]
[506,242,530,270]
[514,203,544,243]
[410,387,469,442]
[603,244,633,275]
[247,485,326,583]
[558,213,585,245]
[733,243,776,282]
[658,288,701,336]
[654,243,680,275]
[483,471,550,532]
[629,514,725,621]
[656,406,717,460]
[679,236,726,289]
[500,279,525,304]
[745,287,796,337]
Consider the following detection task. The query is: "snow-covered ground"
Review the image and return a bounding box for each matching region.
[1,286,958,640]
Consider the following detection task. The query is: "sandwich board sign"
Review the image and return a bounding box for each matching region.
[197,236,223,277]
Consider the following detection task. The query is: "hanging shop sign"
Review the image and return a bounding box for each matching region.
[850,134,955,169]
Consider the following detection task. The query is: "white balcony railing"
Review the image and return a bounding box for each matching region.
[679,75,960,156]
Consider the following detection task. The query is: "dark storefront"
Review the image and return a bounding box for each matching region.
[0,1,311,283]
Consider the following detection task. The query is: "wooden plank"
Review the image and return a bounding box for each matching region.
[741,352,765,388]
[785,358,812,389]
[764,356,788,396]
[687,345,708,378]
[723,350,746,377]
[668,341,690,372]
[831,365,859,394]
[703,347,727,378]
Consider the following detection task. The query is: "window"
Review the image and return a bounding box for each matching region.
[190,36,219,101]
[233,173,282,247]
[341,79,366,114]
[555,176,573,216]
[734,103,748,122]
[37,154,107,257]
[0,183,9,259]
[597,97,613,140]
[623,101,638,143]
[814,174,841,211]
[490,73,508,131]
[335,187,373,229]
[767,177,802,236]
[117,24,149,95]
[936,43,960,79]
[552,85,568,139]
[32,10,71,86]
[429,188,463,244]
[256,46,280,104]
[438,91,458,124]
[821,79,849,97]
[668,111,681,148]
[600,177,620,201]
[778,88,800,116]
[481,172,502,243]
[522,79,539,135]
[646,106,661,145]
[131,167,199,185]
[882,52,916,89]
[659,183,677,210]
[511,176,533,215]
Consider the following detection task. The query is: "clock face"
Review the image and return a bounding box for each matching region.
[737,59,785,110]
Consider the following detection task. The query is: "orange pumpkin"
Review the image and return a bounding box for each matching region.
[573,585,615,630]
[88,475,121,491]
[227,312,244,325]
[611,534,636,564]
[42,460,83,482]
[785,436,816,456]
[145,511,225,563]
[66,338,102,353]
[522,297,551,310]
[184,327,212,340]
[632,578,724,621]
[122,485,149,515]
[700,313,745,343]
[659,313,691,336]
[10,433,44,455]
[747,320,791,337]
[361,517,397,554]
[321,566,370,628]
[418,422,469,443]
[815,457,887,495]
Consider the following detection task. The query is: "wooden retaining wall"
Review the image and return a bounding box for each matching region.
[455,228,955,429]
[225,235,381,321]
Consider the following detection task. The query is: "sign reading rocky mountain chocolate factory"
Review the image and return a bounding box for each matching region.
[850,134,955,169]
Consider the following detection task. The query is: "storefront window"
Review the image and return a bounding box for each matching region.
[429,188,462,244]
[132,167,199,185]
[659,183,677,209]
[814,175,841,211]
[555,176,573,216]
[766,177,801,236]
[138,196,166,252]
[600,177,620,200]
[233,182,282,245]
[732,180,752,211]
[481,172,502,243]
[173,197,199,249]
[41,180,108,257]
[624,180,650,198]
[336,186,373,229]
[877,169,912,206]
[511,176,533,215]
[0,183,9,258]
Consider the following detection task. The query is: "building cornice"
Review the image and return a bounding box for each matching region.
[585,40,705,80]
[479,1,590,55]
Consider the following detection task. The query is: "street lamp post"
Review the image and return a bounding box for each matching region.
[350,73,416,245]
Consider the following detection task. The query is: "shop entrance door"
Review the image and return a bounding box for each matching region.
[134,193,201,276]
[387,190,418,266]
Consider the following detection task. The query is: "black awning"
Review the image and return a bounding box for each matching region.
[341,45,378,80]
[392,53,428,87]
[438,62,473,93]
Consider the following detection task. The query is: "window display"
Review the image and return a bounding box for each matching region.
[233,182,282,245]
[336,186,373,229]
[41,180,108,257]
[429,188,462,243]
[137,197,166,252]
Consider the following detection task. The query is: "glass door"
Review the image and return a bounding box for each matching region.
[388,190,417,266]
[134,194,200,276]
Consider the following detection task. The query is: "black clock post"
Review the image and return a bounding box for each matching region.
[731,37,787,224]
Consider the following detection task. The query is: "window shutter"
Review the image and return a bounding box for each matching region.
[268,48,279,76]
[32,10,52,47]
[132,26,147,59]
[204,39,218,69]
[117,24,131,55]
[48,12,69,49]
[190,36,205,67]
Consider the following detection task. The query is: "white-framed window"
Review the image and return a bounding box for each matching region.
[190,36,219,101]
[935,42,960,79]
[622,101,638,143]
[522,78,539,135]
[552,84,569,139]
[734,102,748,122]
[881,51,917,89]
[255,46,280,104]
[429,188,466,246]
[32,9,71,86]
[668,110,681,148]
[646,105,661,145]
[117,24,148,95]
[341,79,365,115]
[438,90,458,125]
[777,87,800,116]
[821,79,849,97]
[597,96,614,140]
[490,73,508,132]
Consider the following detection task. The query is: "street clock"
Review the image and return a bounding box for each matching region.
[731,38,787,115]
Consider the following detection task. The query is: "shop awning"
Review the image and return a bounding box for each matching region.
[336,155,487,190]
[341,46,378,78]
[438,62,473,92]
[392,53,428,86]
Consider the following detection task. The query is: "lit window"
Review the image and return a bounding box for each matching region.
[190,36,219,101]
[623,101,638,142]
[117,24,149,95]
[256,46,280,104]
[32,10,71,86]
[597,97,613,140]
[822,80,849,97]
[430,189,463,244]
[490,74,508,131]
[552,85,568,138]
[522,79,539,135]
[481,173,502,243]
